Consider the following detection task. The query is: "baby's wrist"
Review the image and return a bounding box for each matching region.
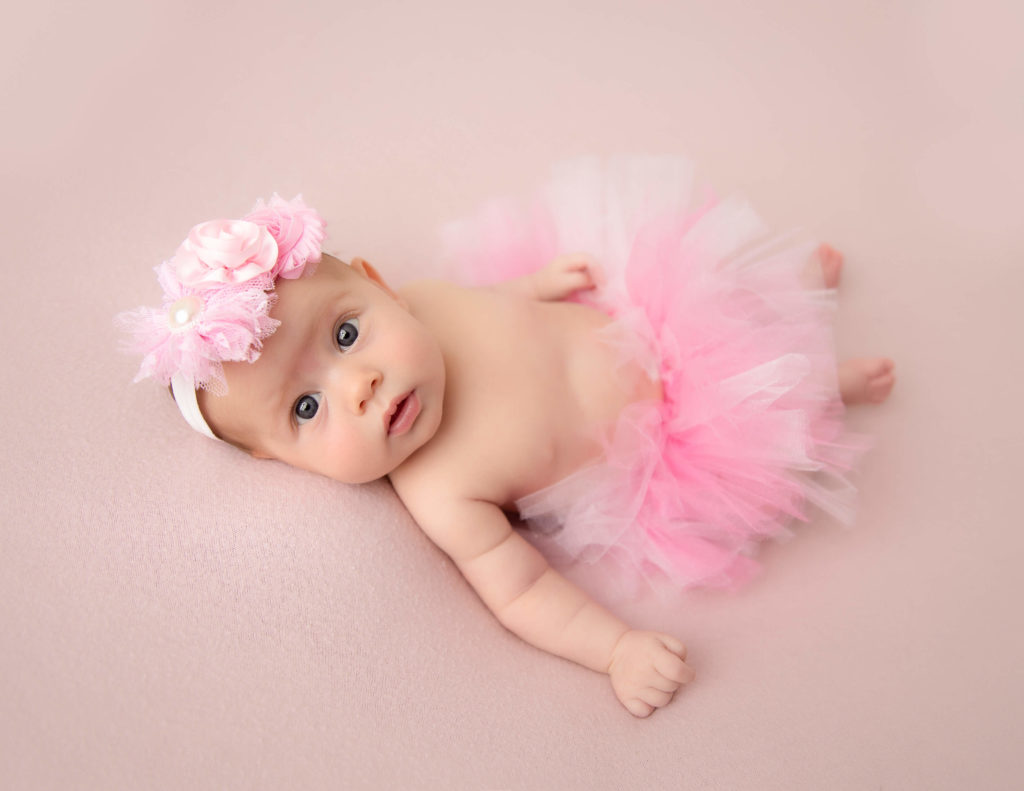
[558,598,631,675]
[604,627,633,674]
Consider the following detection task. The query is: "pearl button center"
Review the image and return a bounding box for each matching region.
[167,296,202,330]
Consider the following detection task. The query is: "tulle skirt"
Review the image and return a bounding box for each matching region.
[440,156,869,592]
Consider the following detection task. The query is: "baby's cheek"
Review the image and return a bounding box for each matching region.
[408,328,445,372]
[328,428,390,485]
[396,327,431,360]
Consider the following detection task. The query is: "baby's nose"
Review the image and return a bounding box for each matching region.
[350,369,382,414]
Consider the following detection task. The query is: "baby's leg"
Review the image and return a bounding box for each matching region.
[838,357,896,404]
[800,243,843,289]
[817,243,843,289]
[813,247,892,404]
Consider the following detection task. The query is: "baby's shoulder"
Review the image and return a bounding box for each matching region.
[388,453,470,518]
[398,276,511,319]
[397,277,468,305]
[388,462,507,561]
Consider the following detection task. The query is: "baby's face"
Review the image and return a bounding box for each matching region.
[200,256,446,483]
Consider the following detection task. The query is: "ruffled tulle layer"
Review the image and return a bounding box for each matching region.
[440,156,869,592]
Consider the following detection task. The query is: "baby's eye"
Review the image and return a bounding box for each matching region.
[294,392,321,424]
[336,318,360,350]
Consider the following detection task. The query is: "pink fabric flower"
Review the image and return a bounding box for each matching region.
[244,194,326,279]
[116,195,326,394]
[173,219,279,290]
[116,262,280,394]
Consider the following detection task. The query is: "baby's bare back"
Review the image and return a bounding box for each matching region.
[390,279,660,510]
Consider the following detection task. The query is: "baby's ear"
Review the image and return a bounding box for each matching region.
[349,256,384,284]
[350,257,405,305]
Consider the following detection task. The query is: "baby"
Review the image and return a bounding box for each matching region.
[119,159,895,718]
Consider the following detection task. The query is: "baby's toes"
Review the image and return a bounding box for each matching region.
[864,357,894,376]
[817,243,844,265]
[867,372,896,403]
[816,243,844,288]
[862,358,896,403]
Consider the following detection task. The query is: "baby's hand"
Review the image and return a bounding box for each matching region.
[607,630,695,718]
[532,253,603,301]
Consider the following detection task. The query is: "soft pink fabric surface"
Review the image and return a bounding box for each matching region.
[2,1,1021,789]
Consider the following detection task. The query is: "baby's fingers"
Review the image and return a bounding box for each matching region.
[558,252,593,270]
[576,260,606,289]
[563,268,595,289]
[648,674,682,694]
[623,686,675,718]
[589,262,606,288]
[623,698,655,718]
[640,686,675,709]
[657,634,688,659]
[558,254,605,285]
[654,651,696,686]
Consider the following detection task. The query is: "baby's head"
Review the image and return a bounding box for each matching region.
[118,196,445,484]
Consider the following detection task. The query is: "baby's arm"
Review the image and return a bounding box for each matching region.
[494,253,603,301]
[409,496,695,717]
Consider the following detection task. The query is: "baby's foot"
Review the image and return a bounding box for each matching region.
[838,357,896,405]
[817,243,844,289]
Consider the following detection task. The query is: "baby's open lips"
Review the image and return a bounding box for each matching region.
[384,390,420,436]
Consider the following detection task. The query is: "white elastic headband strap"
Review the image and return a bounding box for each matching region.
[171,373,218,441]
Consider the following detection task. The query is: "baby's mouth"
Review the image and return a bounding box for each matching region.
[386,390,420,436]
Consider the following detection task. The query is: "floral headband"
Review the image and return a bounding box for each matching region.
[117,194,326,439]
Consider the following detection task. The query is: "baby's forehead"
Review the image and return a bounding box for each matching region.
[271,261,364,331]
[277,255,351,297]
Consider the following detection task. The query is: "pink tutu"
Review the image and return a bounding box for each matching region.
[440,156,869,592]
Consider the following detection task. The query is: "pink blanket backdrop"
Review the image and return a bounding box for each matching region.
[2,1,1021,788]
